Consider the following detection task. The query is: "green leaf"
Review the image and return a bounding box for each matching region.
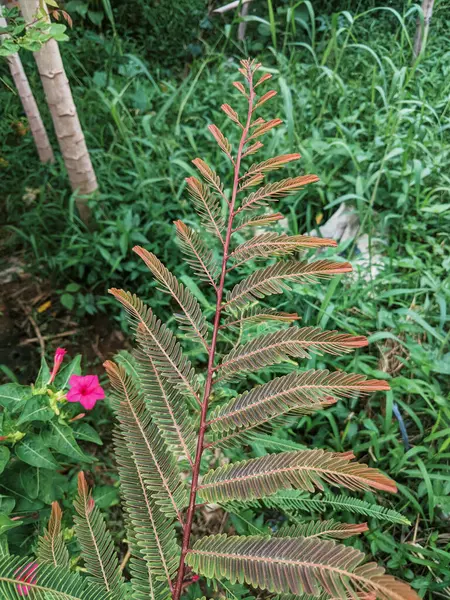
[0,447,10,475]
[35,356,51,388]
[0,384,32,410]
[54,355,82,389]
[93,486,120,509]
[15,436,59,470]
[60,293,75,310]
[0,515,22,536]
[47,422,94,462]
[16,395,54,425]
[0,496,15,515]
[72,422,103,445]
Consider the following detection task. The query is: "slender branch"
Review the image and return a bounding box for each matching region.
[172,64,256,600]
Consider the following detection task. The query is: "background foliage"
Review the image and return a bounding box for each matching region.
[0,0,449,598]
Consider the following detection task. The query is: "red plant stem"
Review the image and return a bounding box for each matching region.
[172,65,255,600]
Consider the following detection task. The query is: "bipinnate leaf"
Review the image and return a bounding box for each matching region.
[198,449,397,503]
[274,520,369,540]
[185,176,225,242]
[230,232,337,265]
[192,158,226,201]
[37,502,69,568]
[136,351,197,464]
[216,328,368,379]
[132,246,209,349]
[73,472,127,598]
[221,104,242,127]
[0,554,112,599]
[224,260,352,309]
[186,534,420,600]
[105,361,187,518]
[208,124,233,160]
[208,370,388,438]
[114,431,178,598]
[247,118,282,140]
[244,154,301,176]
[237,175,319,213]
[220,306,300,331]
[109,289,200,404]
[232,212,284,232]
[175,221,220,288]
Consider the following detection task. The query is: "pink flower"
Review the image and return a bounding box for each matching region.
[67,374,105,410]
[48,347,67,384]
[15,562,38,596]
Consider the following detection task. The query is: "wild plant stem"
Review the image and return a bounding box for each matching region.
[172,65,255,600]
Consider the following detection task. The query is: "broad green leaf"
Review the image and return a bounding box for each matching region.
[54,355,82,389]
[72,422,103,445]
[0,496,15,515]
[35,356,50,388]
[16,395,54,426]
[47,422,94,462]
[0,384,32,410]
[93,485,120,509]
[15,436,59,470]
[0,514,22,536]
[0,447,9,475]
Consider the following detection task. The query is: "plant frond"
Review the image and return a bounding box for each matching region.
[230,233,337,265]
[255,72,272,87]
[274,520,368,540]
[233,81,248,97]
[220,307,300,331]
[208,124,233,160]
[242,141,264,158]
[247,118,282,141]
[255,90,277,109]
[0,555,112,600]
[114,431,178,596]
[197,449,397,503]
[192,158,227,201]
[135,350,197,464]
[132,247,209,349]
[216,328,368,379]
[208,370,388,441]
[185,177,225,242]
[186,534,419,600]
[109,290,200,404]
[105,361,187,518]
[237,176,319,213]
[237,174,265,193]
[224,260,352,310]
[37,502,69,568]
[73,473,127,598]
[232,212,284,232]
[175,221,221,288]
[243,154,300,177]
[221,104,242,127]
[262,491,410,525]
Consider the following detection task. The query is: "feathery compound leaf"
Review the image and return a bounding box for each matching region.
[198,449,397,503]
[0,555,112,600]
[135,351,197,464]
[133,247,209,349]
[221,104,242,127]
[262,491,410,525]
[216,328,368,379]
[233,81,248,97]
[255,72,272,87]
[105,361,187,518]
[186,535,419,600]
[37,502,69,568]
[274,520,369,540]
[109,289,200,404]
[192,158,227,201]
[247,118,282,140]
[242,141,264,158]
[224,261,352,310]
[220,306,300,331]
[208,124,233,160]
[255,90,277,109]
[233,212,284,232]
[230,233,337,265]
[114,431,178,597]
[175,221,221,288]
[185,177,225,242]
[237,173,265,192]
[208,370,388,439]
[244,154,301,176]
[73,473,127,598]
[238,175,319,213]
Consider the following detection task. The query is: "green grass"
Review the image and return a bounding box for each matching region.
[1,2,449,597]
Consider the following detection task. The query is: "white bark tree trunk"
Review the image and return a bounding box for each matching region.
[18,0,97,219]
[413,0,435,59]
[0,8,54,163]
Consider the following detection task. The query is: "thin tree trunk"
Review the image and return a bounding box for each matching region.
[413,0,435,59]
[0,7,54,163]
[18,0,97,222]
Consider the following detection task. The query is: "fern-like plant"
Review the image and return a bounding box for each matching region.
[0,59,420,600]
